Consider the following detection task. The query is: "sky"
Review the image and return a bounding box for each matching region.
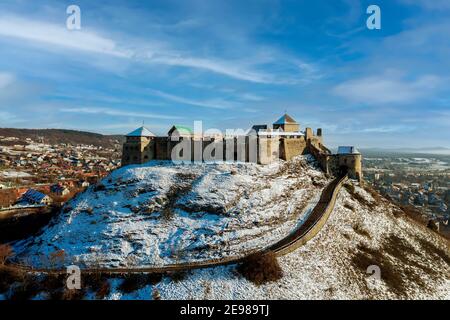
[0,0,449,149]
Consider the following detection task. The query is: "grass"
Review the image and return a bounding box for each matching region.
[351,233,446,297]
[0,244,13,265]
[95,280,111,299]
[352,223,371,238]
[237,252,283,285]
[118,273,163,293]
[344,183,378,210]
[352,243,406,296]
[0,265,25,294]
[344,202,355,211]
[415,237,450,265]
[166,270,187,283]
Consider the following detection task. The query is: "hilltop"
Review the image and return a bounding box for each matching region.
[12,155,328,267]
[0,128,124,149]
[3,156,450,300]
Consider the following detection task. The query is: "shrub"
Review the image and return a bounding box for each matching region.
[118,273,156,293]
[427,219,439,231]
[61,288,85,300]
[49,250,66,267]
[8,275,42,301]
[0,265,24,293]
[400,205,427,224]
[152,288,161,300]
[41,273,66,292]
[352,222,371,238]
[344,203,355,211]
[83,207,94,215]
[95,280,111,299]
[0,244,13,265]
[237,252,283,285]
[166,271,187,283]
[94,184,106,192]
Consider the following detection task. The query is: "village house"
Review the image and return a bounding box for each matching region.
[17,189,53,206]
[50,184,70,196]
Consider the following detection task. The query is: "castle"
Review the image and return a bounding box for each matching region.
[121,114,362,181]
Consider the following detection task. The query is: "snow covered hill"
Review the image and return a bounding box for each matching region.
[111,181,449,300]
[9,156,450,300]
[13,156,329,268]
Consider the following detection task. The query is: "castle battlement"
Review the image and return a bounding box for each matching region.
[121,114,362,181]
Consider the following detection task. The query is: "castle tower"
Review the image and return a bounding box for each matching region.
[336,146,363,181]
[121,126,155,166]
[273,113,300,132]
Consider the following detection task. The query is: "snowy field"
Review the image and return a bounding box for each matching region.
[12,155,328,268]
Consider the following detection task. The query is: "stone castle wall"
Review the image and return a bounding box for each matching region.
[121,129,362,181]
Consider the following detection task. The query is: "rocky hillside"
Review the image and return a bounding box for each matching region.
[122,180,449,300]
[3,156,450,300]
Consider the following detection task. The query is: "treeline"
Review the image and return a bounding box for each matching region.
[0,128,124,149]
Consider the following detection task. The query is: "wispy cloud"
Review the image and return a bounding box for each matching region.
[60,107,180,120]
[148,89,236,109]
[333,74,442,104]
[398,0,450,10]
[0,13,319,85]
[0,72,15,89]
[360,125,414,133]
[149,55,273,84]
[0,15,131,58]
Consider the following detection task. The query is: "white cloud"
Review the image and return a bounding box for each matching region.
[332,75,442,104]
[360,125,413,133]
[0,15,132,58]
[398,0,450,10]
[60,107,180,120]
[149,55,273,84]
[0,14,317,84]
[0,72,15,89]
[148,89,235,109]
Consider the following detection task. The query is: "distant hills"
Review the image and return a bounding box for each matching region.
[0,128,124,149]
[359,147,450,156]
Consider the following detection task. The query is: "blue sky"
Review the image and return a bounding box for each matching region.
[0,0,449,148]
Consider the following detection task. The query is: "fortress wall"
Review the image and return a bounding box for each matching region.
[203,138,223,162]
[282,137,307,161]
[282,123,300,132]
[307,142,330,174]
[122,130,361,177]
[246,135,258,163]
[122,141,150,166]
[325,154,362,181]
[154,137,169,160]
[337,154,362,181]
[258,137,278,164]
[141,140,155,163]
